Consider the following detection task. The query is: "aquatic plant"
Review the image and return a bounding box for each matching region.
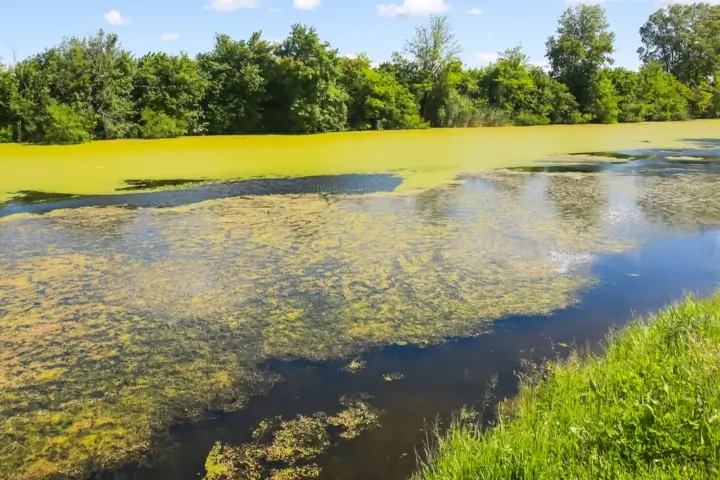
[415,295,720,480]
[203,397,380,479]
[1,162,719,478]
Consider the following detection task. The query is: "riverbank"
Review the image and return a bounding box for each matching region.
[416,295,720,480]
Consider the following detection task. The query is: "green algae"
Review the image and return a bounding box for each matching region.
[1,121,720,203]
[203,396,381,479]
[1,156,720,478]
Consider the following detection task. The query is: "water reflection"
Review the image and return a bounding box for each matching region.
[1,151,720,479]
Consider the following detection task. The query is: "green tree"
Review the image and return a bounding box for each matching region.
[589,71,620,124]
[267,24,349,134]
[137,107,188,139]
[607,68,642,123]
[546,5,615,114]
[340,55,425,130]
[43,103,93,144]
[133,52,208,135]
[636,62,689,121]
[37,31,137,139]
[638,4,720,87]
[400,16,462,125]
[197,33,274,134]
[0,64,18,142]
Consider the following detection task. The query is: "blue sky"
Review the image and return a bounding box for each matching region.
[0,0,706,70]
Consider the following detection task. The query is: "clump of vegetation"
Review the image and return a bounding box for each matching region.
[382,372,404,382]
[416,295,720,480]
[204,396,380,479]
[342,359,366,374]
[328,395,381,440]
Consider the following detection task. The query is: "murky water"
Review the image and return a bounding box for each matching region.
[1,138,720,480]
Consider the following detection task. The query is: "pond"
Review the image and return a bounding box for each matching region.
[1,124,720,480]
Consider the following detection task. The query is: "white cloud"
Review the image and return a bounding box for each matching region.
[104,9,130,26]
[476,52,499,65]
[377,0,451,17]
[344,53,358,59]
[161,33,180,42]
[468,7,483,15]
[531,60,550,71]
[294,0,321,10]
[269,7,282,12]
[662,0,720,3]
[205,0,260,11]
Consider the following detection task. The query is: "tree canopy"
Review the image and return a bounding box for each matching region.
[1,5,719,144]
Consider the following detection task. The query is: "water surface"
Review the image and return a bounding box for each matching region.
[1,133,720,479]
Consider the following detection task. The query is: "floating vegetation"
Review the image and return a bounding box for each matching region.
[383,372,405,382]
[342,360,366,374]
[203,396,380,479]
[2,157,720,478]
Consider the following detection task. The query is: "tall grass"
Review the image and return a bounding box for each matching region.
[416,295,720,480]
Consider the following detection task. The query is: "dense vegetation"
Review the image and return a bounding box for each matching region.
[416,295,720,480]
[1,3,720,144]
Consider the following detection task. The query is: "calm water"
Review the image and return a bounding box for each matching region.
[1,140,720,480]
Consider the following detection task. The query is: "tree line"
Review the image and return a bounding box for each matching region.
[1,3,719,144]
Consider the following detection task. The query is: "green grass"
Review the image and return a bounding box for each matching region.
[416,295,720,480]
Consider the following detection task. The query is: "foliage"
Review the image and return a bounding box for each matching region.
[638,4,720,88]
[546,5,615,113]
[43,103,93,144]
[138,107,188,139]
[341,54,426,130]
[0,7,718,144]
[197,33,274,134]
[589,72,620,124]
[416,295,720,480]
[133,52,208,135]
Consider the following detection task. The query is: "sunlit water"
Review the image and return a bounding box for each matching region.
[1,136,720,479]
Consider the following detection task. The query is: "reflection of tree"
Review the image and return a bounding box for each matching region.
[546,174,606,234]
[636,173,720,231]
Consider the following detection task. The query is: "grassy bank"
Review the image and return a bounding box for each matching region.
[416,295,720,480]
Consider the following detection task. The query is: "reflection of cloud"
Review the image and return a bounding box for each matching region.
[548,250,595,274]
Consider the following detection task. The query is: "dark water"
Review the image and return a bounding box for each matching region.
[103,229,720,480]
[0,174,403,217]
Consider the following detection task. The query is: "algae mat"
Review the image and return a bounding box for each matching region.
[1,121,719,203]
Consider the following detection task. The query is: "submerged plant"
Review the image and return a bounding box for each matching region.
[203,396,381,479]
[1,159,719,478]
